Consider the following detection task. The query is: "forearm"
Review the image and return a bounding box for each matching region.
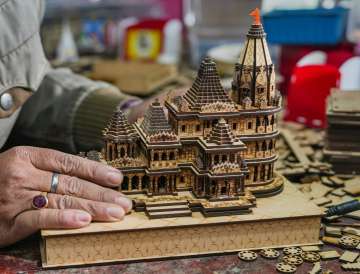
[74,87,141,152]
[10,68,141,153]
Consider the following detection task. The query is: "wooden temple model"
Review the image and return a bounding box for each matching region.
[41,11,323,267]
[102,12,283,218]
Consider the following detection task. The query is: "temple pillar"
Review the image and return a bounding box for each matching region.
[106,143,110,160]
[139,175,143,190]
[127,175,132,191]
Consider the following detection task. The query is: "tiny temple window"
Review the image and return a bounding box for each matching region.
[169,152,175,160]
[161,152,167,161]
[154,153,159,161]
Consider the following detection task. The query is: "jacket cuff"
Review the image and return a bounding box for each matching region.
[73,88,141,152]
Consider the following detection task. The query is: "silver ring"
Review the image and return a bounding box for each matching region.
[50,173,60,193]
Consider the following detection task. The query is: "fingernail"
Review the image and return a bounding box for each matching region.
[107,207,124,220]
[115,197,133,212]
[107,171,123,185]
[75,212,91,224]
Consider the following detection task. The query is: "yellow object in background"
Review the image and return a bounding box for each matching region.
[127,30,162,60]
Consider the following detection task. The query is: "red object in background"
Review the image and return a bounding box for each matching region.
[279,44,354,95]
[285,65,340,128]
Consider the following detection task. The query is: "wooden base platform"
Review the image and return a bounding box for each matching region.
[40,178,323,268]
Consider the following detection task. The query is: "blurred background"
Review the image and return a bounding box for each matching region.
[41,0,360,129]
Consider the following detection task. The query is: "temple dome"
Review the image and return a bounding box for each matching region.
[103,106,138,143]
[140,99,173,136]
[183,57,232,111]
[206,118,240,145]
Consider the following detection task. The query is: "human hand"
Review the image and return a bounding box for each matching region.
[0,146,131,247]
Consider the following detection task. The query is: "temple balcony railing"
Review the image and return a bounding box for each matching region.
[150,160,178,169]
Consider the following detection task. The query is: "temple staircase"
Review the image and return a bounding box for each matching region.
[144,201,192,219]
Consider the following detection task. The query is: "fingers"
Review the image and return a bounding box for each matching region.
[46,193,125,221]
[25,146,123,187]
[32,170,132,213]
[8,209,91,246]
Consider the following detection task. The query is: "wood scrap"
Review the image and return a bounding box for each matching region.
[309,183,333,199]
[319,250,340,260]
[328,176,345,187]
[281,128,311,167]
[312,197,331,206]
[321,177,336,187]
[341,262,360,271]
[342,227,360,237]
[324,226,342,237]
[321,236,340,246]
[308,262,321,274]
[346,210,360,220]
[330,188,346,197]
[339,251,359,263]
[343,177,360,196]
[301,245,320,252]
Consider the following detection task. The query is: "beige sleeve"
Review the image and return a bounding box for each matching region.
[10,68,142,153]
[0,0,49,149]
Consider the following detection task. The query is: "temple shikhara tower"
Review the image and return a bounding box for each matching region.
[101,9,283,218]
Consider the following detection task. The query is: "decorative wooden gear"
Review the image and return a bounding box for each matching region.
[259,248,280,259]
[238,250,258,261]
[276,262,297,273]
[301,251,321,263]
[282,255,303,266]
[283,247,302,256]
[339,235,360,249]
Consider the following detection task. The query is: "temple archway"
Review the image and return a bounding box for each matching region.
[158,176,167,193]
[131,176,139,190]
[142,176,149,190]
[121,176,129,191]
[120,147,125,157]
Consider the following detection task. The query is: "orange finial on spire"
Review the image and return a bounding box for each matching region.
[249,8,261,25]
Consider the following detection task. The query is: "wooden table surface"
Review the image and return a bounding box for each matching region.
[0,233,350,274]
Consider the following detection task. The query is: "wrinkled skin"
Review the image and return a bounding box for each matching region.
[0,146,131,247]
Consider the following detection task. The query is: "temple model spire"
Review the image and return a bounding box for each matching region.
[231,8,276,108]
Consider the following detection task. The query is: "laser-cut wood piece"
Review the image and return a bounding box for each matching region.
[276,262,297,273]
[40,180,322,268]
[238,250,257,261]
[339,251,359,263]
[259,248,280,259]
[301,252,321,263]
[321,236,340,246]
[339,235,360,249]
[281,128,311,168]
[324,226,342,237]
[283,255,303,266]
[301,245,320,252]
[343,227,360,237]
[283,247,303,256]
[308,262,322,274]
[324,91,360,174]
[341,262,360,271]
[319,250,340,260]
